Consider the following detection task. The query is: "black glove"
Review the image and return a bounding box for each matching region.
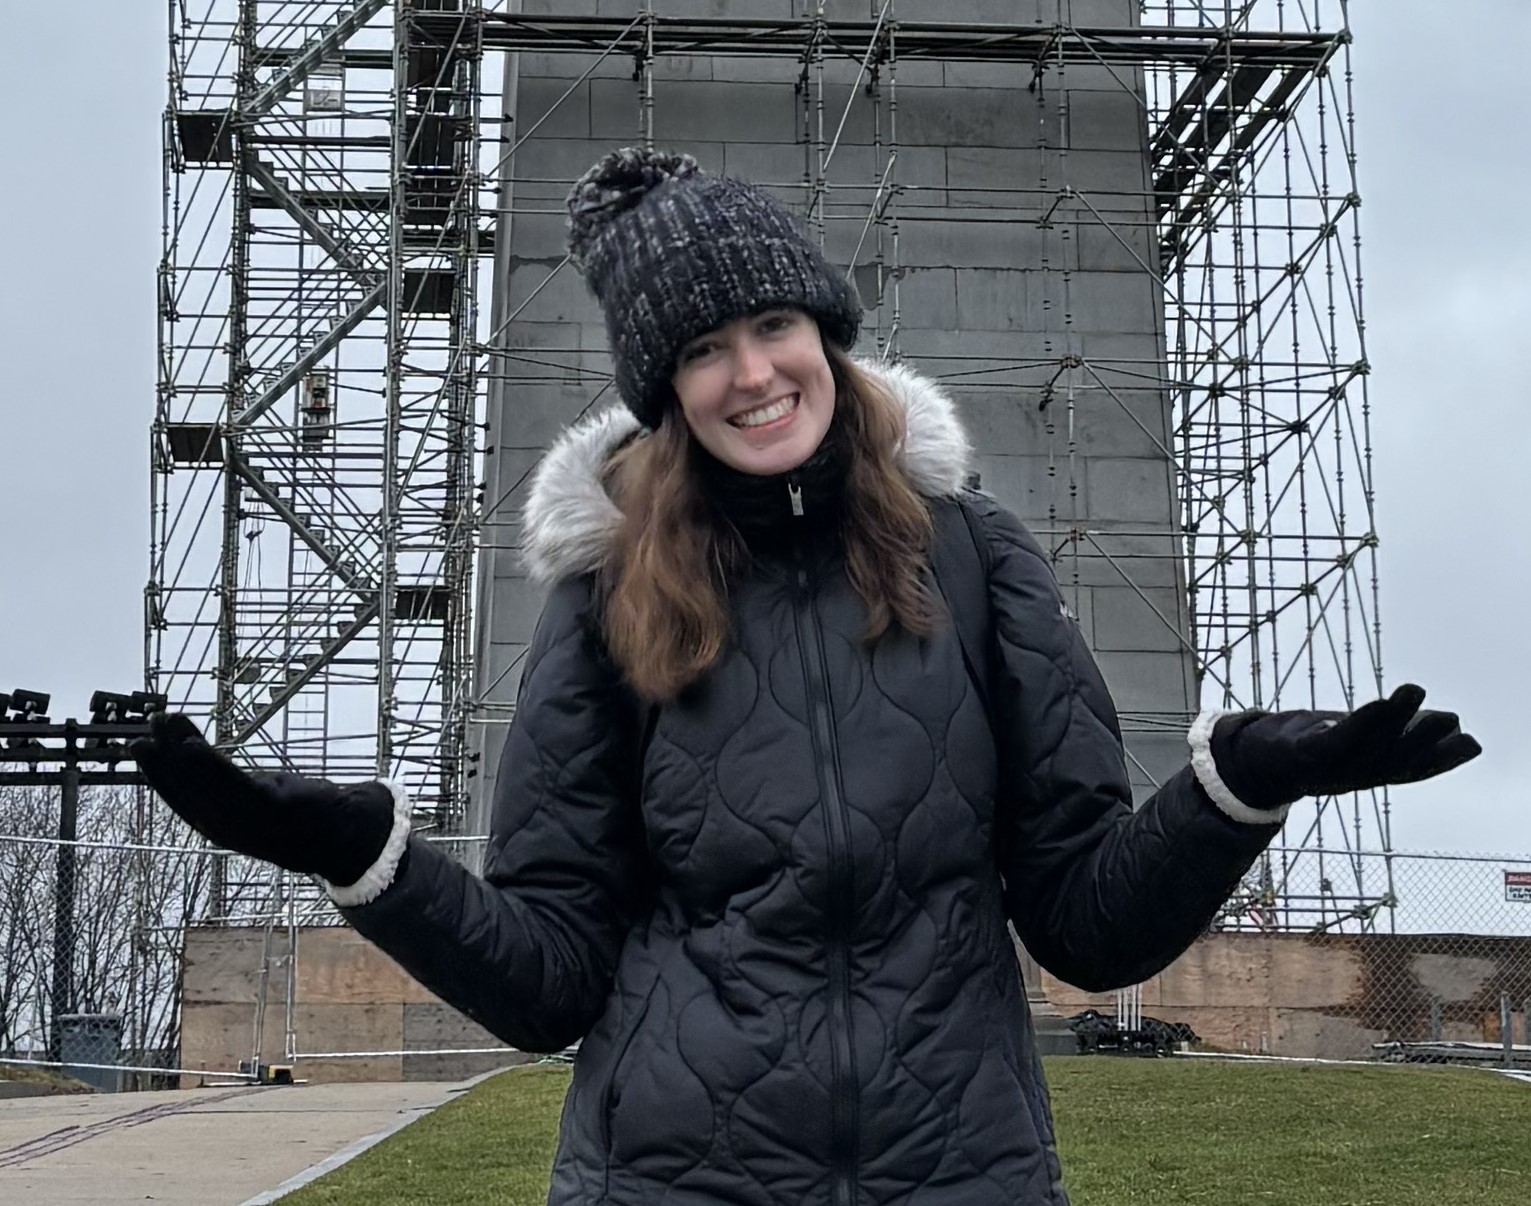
[1210,683,1481,812]
[129,713,397,887]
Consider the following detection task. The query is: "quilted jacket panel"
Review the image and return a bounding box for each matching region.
[344,365,1280,1205]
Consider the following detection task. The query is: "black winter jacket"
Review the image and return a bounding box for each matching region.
[342,361,1282,1205]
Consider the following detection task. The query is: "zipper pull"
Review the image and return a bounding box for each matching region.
[787,478,804,517]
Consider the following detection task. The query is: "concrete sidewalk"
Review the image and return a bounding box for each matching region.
[0,1078,470,1205]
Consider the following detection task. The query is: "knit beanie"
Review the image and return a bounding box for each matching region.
[565,147,862,429]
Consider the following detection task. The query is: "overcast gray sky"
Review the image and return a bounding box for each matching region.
[0,4,1524,855]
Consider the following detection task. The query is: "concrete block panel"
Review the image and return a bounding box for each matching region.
[651,55,721,83]
[723,140,814,188]
[807,82,880,147]
[946,145,1045,207]
[1076,221,1155,273]
[707,54,812,86]
[869,143,950,191]
[492,382,607,452]
[875,58,947,88]
[517,50,725,87]
[617,0,794,15]
[814,142,943,192]
[518,51,633,83]
[508,210,575,260]
[509,136,637,201]
[480,449,543,524]
[490,574,555,641]
[1090,585,1191,653]
[517,78,593,140]
[1079,331,1168,388]
[479,641,535,706]
[921,0,1062,22]
[587,76,643,143]
[507,260,602,325]
[898,266,959,328]
[790,0,887,18]
[1060,270,1158,336]
[1066,90,1147,152]
[789,145,950,217]
[1087,456,1176,523]
[955,267,1035,331]
[958,383,1170,463]
[897,86,1057,149]
[1026,61,1149,96]
[941,62,1040,92]
[491,321,594,386]
[1070,387,1173,457]
[973,453,1069,517]
[519,133,724,179]
[1120,729,1195,802]
[1042,0,1139,22]
[1093,650,1196,713]
[897,327,1062,373]
[623,79,801,143]
[948,145,1151,207]
[891,216,1048,270]
[1056,148,1152,207]
[852,262,891,312]
[486,593,554,679]
[477,543,518,594]
[1042,526,1183,589]
[951,391,1049,455]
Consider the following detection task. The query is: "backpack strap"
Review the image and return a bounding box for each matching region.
[927,494,995,722]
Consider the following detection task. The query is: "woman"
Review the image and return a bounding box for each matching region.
[133,148,1479,1205]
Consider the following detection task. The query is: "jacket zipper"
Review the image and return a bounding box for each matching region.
[787,480,859,1206]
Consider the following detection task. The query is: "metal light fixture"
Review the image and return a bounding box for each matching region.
[4,689,51,749]
[85,690,168,752]
[88,691,134,725]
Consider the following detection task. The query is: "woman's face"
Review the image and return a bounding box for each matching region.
[671,308,836,476]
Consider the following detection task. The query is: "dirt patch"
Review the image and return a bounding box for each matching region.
[0,1066,96,1096]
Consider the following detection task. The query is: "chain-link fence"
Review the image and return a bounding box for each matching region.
[1219,846,1531,938]
[0,788,502,1088]
[1214,847,1531,1063]
[3,787,1527,1085]
[1038,846,1531,1063]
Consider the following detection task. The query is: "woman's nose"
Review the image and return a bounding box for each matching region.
[731,339,773,392]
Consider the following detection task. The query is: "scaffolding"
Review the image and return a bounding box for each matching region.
[152,0,484,909]
[151,1,1380,937]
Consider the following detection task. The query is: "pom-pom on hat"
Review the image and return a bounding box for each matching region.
[566,147,861,430]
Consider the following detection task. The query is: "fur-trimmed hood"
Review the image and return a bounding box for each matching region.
[520,359,974,584]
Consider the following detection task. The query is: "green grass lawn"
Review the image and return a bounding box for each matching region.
[280,1059,1531,1206]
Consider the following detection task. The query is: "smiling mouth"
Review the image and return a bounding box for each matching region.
[729,394,799,429]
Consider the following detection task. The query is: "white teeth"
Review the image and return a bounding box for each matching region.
[732,395,798,429]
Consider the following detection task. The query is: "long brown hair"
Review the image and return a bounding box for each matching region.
[600,344,940,701]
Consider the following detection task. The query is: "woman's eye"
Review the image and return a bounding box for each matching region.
[760,314,791,333]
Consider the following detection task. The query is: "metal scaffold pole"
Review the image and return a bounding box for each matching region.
[152,1,490,925]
